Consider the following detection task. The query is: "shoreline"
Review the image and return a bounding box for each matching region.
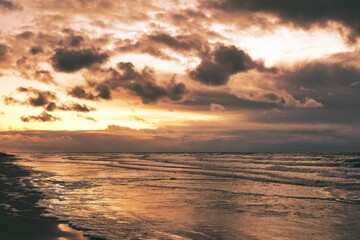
[0,153,86,240]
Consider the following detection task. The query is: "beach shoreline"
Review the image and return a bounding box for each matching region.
[0,152,86,240]
[2,152,359,239]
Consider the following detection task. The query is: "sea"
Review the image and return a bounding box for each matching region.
[7,153,360,239]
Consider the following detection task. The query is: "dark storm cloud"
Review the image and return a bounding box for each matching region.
[284,62,360,89]
[29,47,43,55]
[3,87,96,113]
[251,108,360,126]
[44,102,96,113]
[45,102,57,111]
[51,48,109,72]
[111,63,188,103]
[57,103,96,112]
[20,112,61,122]
[280,60,360,108]
[69,62,188,104]
[117,32,209,60]
[126,77,186,103]
[206,0,360,42]
[16,87,57,107]
[0,29,111,84]
[16,31,34,40]
[0,0,21,11]
[68,86,98,100]
[116,62,139,81]
[95,84,111,100]
[0,43,7,61]
[68,35,84,47]
[68,84,111,101]
[68,84,112,101]
[240,53,360,125]
[166,80,187,102]
[189,44,267,85]
[181,90,295,111]
[147,33,206,52]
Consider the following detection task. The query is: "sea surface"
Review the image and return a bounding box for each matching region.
[10,153,360,239]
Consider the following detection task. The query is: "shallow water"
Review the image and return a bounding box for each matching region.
[13,153,360,239]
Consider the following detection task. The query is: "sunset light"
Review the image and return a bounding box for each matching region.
[0,1,359,239]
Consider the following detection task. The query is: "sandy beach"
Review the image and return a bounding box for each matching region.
[0,153,85,240]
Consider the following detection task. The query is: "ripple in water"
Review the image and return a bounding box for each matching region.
[14,153,360,240]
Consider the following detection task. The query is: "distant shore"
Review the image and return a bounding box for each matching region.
[0,152,86,240]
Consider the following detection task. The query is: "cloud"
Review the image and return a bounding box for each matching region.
[16,31,34,40]
[68,84,112,101]
[44,102,95,113]
[117,32,209,59]
[29,47,43,55]
[57,103,96,112]
[185,51,359,111]
[68,86,98,100]
[34,70,54,84]
[3,87,96,113]
[127,78,186,103]
[157,8,208,25]
[16,57,55,84]
[205,0,360,42]
[77,114,97,122]
[182,90,279,110]
[51,48,109,72]
[225,51,360,110]
[250,108,360,126]
[69,62,188,104]
[280,57,360,108]
[95,84,111,100]
[26,0,151,17]
[3,96,20,105]
[299,98,325,108]
[20,112,61,122]
[115,63,188,103]
[189,44,268,85]
[0,43,8,61]
[68,35,84,47]
[0,123,359,152]
[284,61,360,88]
[278,91,323,109]
[230,87,323,109]
[148,33,202,51]
[16,87,57,107]
[0,0,22,11]
[209,103,226,112]
[0,29,112,84]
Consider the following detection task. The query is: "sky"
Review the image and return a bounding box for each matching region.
[0,0,359,152]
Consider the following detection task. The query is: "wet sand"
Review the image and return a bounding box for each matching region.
[0,152,86,240]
